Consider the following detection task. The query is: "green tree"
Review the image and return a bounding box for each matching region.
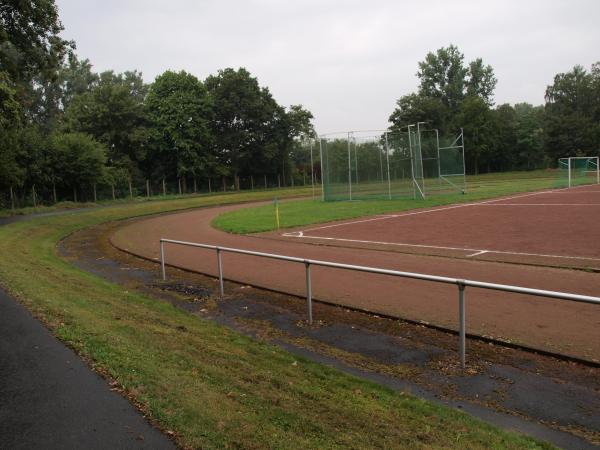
[281,104,315,184]
[64,70,148,172]
[388,94,449,133]
[205,68,285,186]
[30,52,99,131]
[544,63,600,162]
[0,0,72,86]
[454,95,494,174]
[0,71,23,188]
[49,131,107,199]
[487,104,518,172]
[390,45,496,133]
[145,70,213,184]
[514,103,545,170]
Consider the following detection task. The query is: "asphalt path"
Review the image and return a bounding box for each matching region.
[0,211,174,449]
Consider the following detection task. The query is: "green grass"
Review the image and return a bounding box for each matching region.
[213,170,562,234]
[0,186,553,449]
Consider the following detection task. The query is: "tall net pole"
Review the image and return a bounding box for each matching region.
[384,131,392,199]
[347,132,352,200]
[319,138,325,201]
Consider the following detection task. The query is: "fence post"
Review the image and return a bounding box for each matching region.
[52,181,57,204]
[216,247,225,298]
[160,240,166,280]
[458,281,466,368]
[305,261,313,324]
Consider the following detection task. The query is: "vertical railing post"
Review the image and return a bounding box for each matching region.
[216,247,224,298]
[305,260,313,325]
[160,240,166,281]
[458,281,466,368]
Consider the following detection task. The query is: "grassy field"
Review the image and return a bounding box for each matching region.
[0,185,552,449]
[213,170,562,233]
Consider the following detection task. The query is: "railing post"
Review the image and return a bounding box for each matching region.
[160,240,166,281]
[305,260,313,325]
[216,247,224,298]
[458,281,466,368]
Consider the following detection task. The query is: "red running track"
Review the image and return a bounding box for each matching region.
[111,187,600,362]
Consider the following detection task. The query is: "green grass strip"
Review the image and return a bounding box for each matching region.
[212,171,562,234]
[0,186,553,448]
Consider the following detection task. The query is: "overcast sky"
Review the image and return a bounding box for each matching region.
[55,0,600,133]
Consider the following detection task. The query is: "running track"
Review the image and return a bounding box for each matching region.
[111,188,600,362]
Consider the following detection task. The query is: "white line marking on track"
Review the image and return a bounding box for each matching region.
[478,203,600,206]
[466,250,489,257]
[285,234,600,262]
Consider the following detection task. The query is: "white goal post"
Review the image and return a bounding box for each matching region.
[558,156,599,188]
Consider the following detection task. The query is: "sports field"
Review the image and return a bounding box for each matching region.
[282,184,600,269]
[112,182,600,362]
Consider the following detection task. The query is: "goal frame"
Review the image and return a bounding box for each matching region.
[558,156,599,188]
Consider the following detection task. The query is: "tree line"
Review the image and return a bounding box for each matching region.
[388,45,600,174]
[0,1,315,206]
[1,2,599,208]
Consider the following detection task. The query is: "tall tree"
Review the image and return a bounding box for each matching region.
[205,67,285,184]
[145,70,213,183]
[0,71,23,188]
[0,0,72,106]
[544,63,600,161]
[64,70,148,172]
[390,45,496,132]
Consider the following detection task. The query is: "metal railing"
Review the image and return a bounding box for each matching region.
[159,238,600,368]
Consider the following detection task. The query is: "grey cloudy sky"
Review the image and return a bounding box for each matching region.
[55,0,600,133]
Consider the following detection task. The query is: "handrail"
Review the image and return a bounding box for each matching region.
[159,238,600,368]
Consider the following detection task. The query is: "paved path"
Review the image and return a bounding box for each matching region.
[0,288,175,449]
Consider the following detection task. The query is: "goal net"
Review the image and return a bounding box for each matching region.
[557,157,599,188]
[319,127,465,201]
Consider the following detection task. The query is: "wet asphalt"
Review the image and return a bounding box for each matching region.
[0,288,175,449]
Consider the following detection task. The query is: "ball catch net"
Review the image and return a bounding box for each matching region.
[319,127,465,201]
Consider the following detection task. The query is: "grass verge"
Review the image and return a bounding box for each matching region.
[0,187,552,448]
[212,171,562,234]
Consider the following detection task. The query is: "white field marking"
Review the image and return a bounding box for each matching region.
[286,234,600,263]
[478,203,600,206]
[297,189,561,234]
[466,250,489,257]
